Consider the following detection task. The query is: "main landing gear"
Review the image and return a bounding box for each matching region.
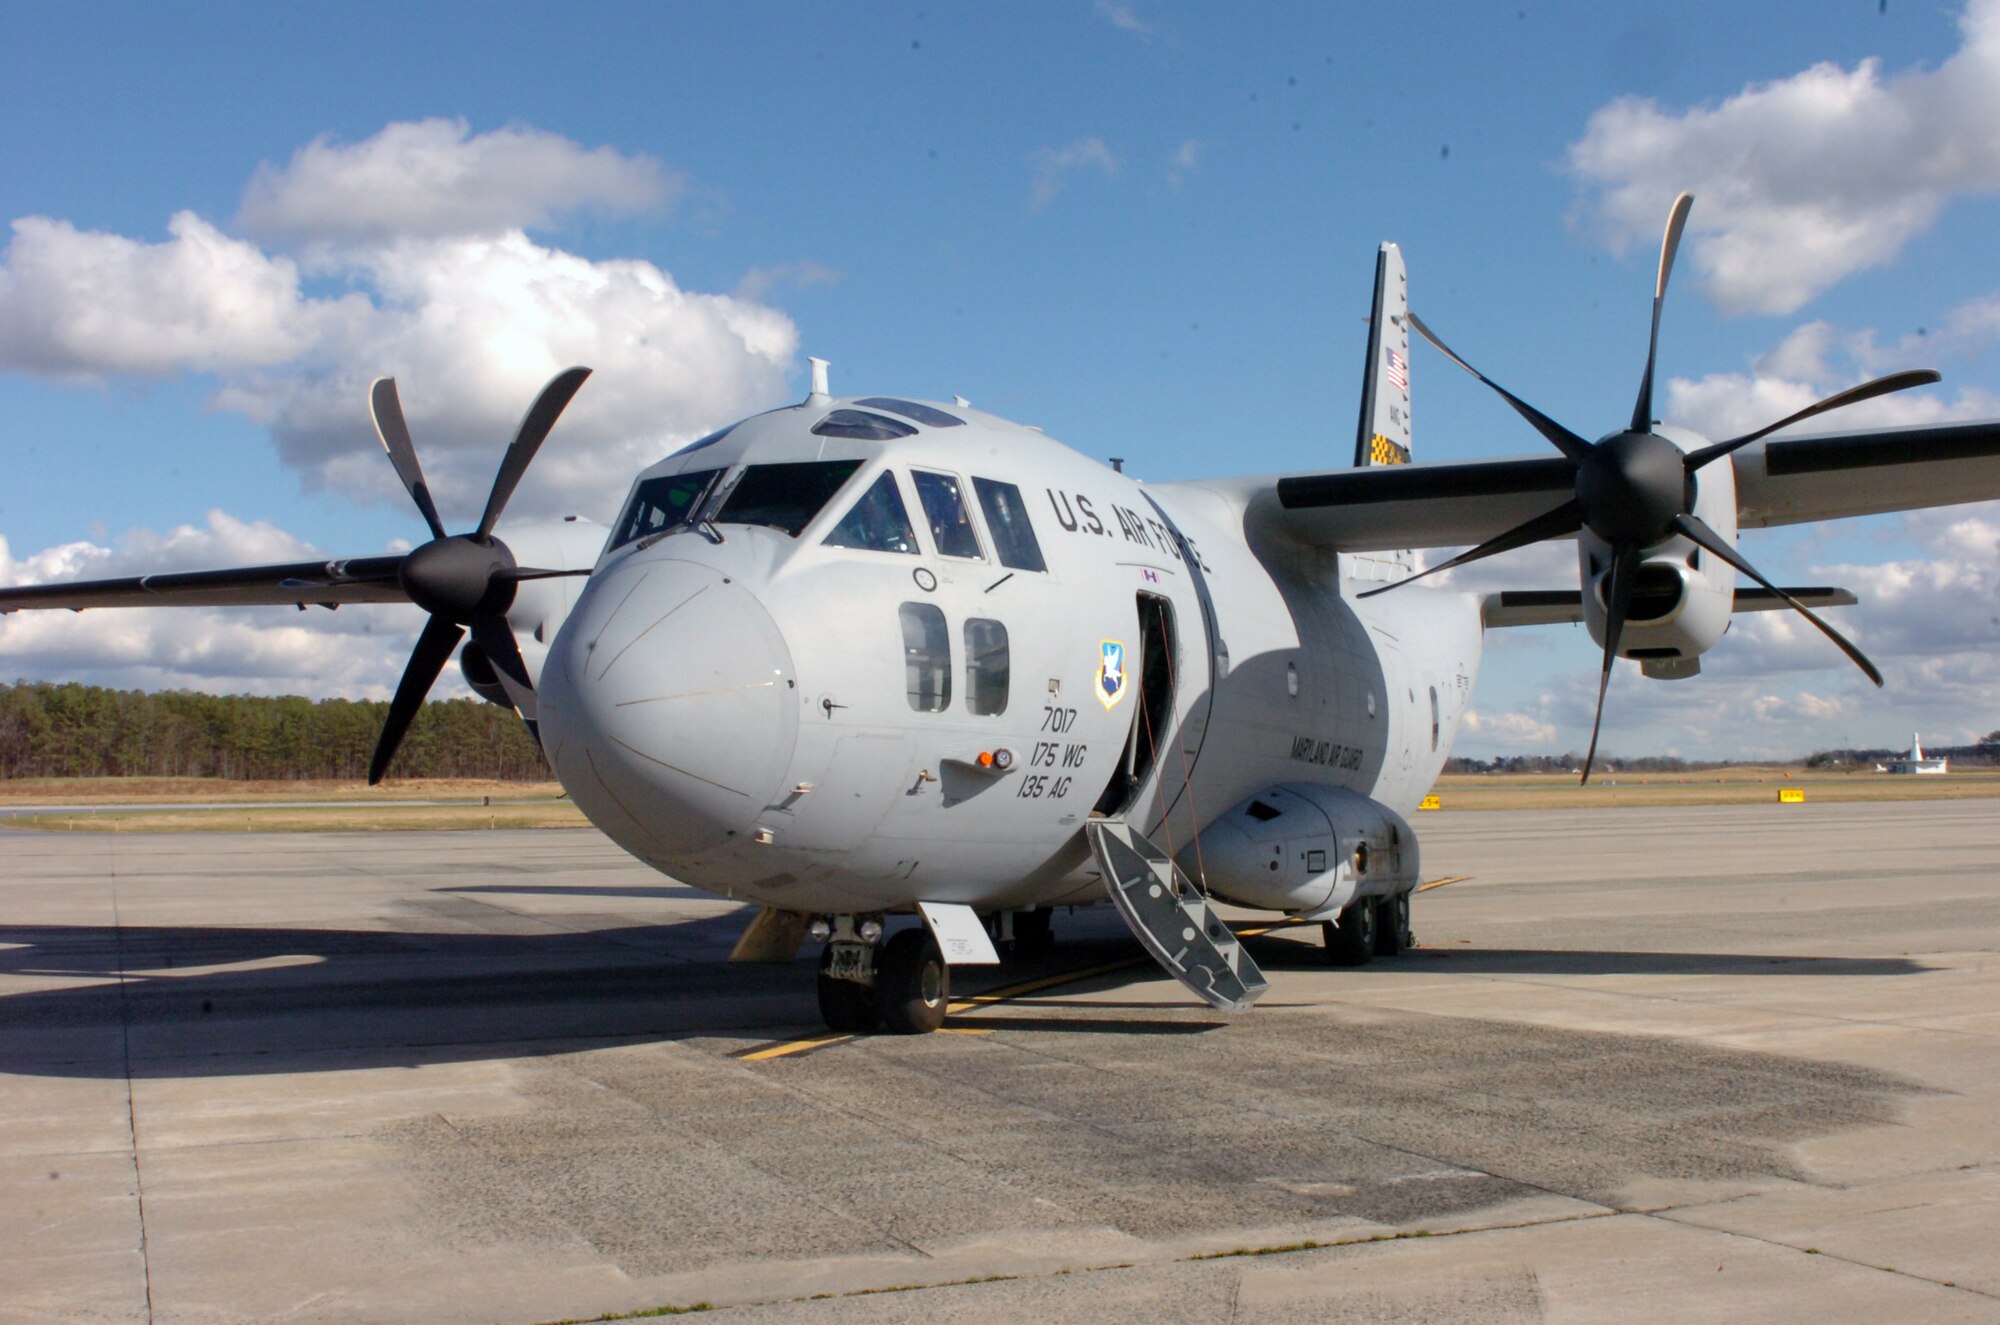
[1322,890,1413,967]
[815,916,950,1035]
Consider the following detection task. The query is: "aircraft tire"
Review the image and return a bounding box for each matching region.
[1322,901,1376,967]
[1373,892,1411,957]
[877,928,950,1034]
[817,949,880,1034]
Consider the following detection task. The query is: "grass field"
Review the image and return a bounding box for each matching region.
[1429,765,2000,810]
[4,766,1998,831]
[0,777,587,832]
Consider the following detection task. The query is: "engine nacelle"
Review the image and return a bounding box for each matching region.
[1577,424,1737,678]
[1184,783,1418,919]
[453,515,609,709]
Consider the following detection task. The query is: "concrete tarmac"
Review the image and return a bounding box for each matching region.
[1,801,1997,1323]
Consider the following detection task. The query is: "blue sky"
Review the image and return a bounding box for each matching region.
[3,1,1998,759]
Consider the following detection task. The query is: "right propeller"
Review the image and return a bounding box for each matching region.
[1361,193,1938,782]
[366,367,593,784]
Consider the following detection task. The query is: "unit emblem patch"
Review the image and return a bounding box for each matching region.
[1095,639,1127,710]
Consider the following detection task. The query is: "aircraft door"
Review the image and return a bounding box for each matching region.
[1093,592,1180,819]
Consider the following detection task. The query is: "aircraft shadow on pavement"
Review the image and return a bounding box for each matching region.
[0,914,801,1080]
[0,921,1175,1079]
[0,916,1923,1081]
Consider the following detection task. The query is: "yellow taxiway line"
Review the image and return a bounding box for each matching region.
[733,891,1458,1060]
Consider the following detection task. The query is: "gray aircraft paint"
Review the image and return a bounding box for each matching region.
[531,396,1480,918]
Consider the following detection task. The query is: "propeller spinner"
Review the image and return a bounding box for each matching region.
[366,367,593,784]
[1363,193,1934,782]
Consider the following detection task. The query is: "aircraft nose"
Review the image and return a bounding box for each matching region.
[539,555,799,859]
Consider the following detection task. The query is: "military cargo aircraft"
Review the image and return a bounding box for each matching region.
[7,195,1999,1034]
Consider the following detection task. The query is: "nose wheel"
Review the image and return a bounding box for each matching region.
[814,920,950,1035]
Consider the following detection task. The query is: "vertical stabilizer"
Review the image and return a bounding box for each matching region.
[1352,243,1412,468]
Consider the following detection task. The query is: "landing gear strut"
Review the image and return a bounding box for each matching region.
[813,916,950,1035]
[816,943,879,1033]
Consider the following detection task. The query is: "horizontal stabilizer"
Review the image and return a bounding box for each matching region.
[1483,585,1858,629]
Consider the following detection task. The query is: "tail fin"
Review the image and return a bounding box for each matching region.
[1352,242,1412,468]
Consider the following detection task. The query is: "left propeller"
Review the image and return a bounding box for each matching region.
[1361,193,1936,782]
[366,367,593,784]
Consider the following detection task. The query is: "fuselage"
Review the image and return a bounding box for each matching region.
[531,394,1482,916]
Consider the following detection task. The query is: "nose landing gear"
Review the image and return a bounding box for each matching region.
[815,916,950,1035]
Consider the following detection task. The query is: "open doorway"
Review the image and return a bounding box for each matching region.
[1093,593,1177,818]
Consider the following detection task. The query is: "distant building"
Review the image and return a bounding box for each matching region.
[1879,733,1949,775]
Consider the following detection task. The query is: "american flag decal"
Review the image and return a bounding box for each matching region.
[1384,347,1409,392]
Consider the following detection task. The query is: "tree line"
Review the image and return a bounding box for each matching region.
[0,681,548,781]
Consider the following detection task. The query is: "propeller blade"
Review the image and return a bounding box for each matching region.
[471,614,540,724]
[1669,514,1883,686]
[369,378,448,542]
[1631,192,1694,433]
[1581,546,1640,785]
[1685,369,1943,472]
[1359,498,1583,599]
[1408,312,1595,464]
[368,614,466,785]
[499,566,594,583]
[476,366,593,541]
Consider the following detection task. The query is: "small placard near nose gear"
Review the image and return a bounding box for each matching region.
[916,901,1001,965]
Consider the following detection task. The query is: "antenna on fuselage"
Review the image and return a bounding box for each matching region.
[807,357,831,404]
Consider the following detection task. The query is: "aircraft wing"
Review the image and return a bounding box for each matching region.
[1210,418,2000,553]
[1482,585,1858,628]
[0,555,410,612]
[1736,418,2000,528]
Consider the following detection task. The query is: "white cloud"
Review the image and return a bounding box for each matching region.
[1569,0,2000,313]
[1459,708,1559,746]
[0,517,426,700]
[212,231,797,523]
[1167,138,1202,190]
[0,212,350,378]
[237,118,675,244]
[734,259,841,303]
[1663,297,2000,442]
[1094,2,1151,37]
[1030,138,1119,210]
[0,121,799,525]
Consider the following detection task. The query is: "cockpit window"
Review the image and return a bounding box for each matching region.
[609,469,723,550]
[811,409,917,441]
[713,460,863,536]
[856,397,964,428]
[971,477,1047,573]
[823,471,919,554]
[912,470,983,559]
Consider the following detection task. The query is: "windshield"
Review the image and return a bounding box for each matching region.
[713,460,864,536]
[609,469,723,550]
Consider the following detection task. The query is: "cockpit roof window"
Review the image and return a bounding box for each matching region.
[811,409,917,441]
[713,460,863,536]
[855,397,964,429]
